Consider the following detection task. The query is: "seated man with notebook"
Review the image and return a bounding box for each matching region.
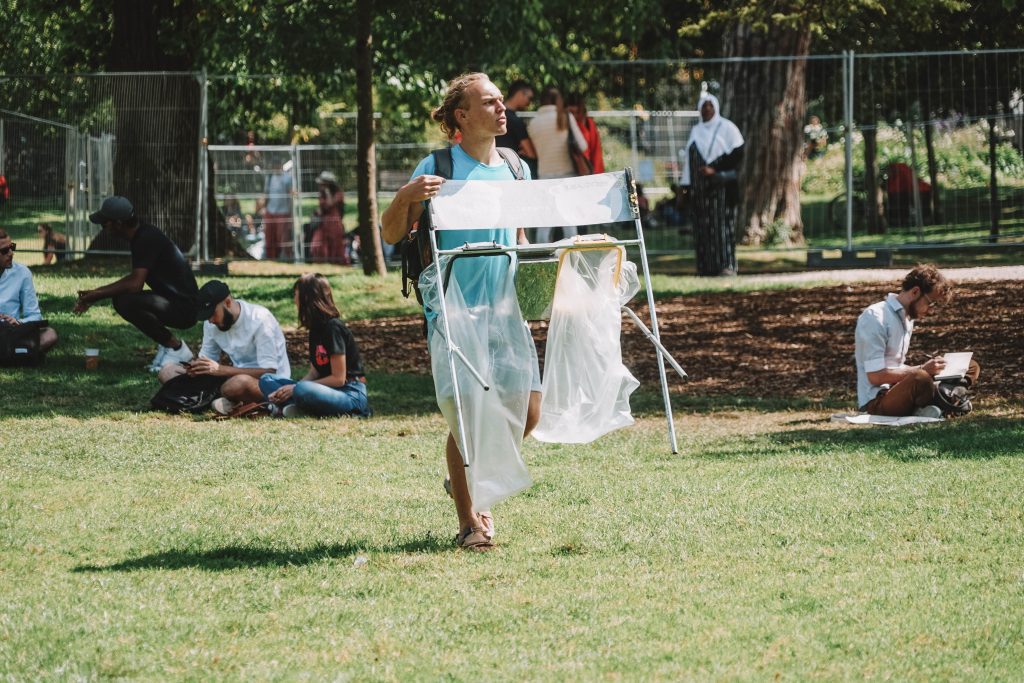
[854,264,980,417]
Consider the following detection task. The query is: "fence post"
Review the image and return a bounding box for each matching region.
[906,120,924,239]
[844,50,855,251]
[291,143,303,263]
[196,69,209,264]
[629,111,640,176]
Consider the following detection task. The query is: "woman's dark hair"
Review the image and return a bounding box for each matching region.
[539,86,568,131]
[294,273,341,328]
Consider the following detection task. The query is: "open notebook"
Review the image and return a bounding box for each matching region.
[934,351,973,381]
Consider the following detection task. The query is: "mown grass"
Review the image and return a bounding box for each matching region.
[2,264,1022,680]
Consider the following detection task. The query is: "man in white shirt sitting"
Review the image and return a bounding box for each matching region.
[157,280,290,413]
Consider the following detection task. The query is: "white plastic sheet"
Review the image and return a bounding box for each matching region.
[532,244,641,443]
[421,253,536,511]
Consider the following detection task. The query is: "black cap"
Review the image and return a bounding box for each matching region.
[196,280,230,319]
[89,196,135,225]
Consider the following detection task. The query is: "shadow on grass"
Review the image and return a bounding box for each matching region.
[769,415,1024,462]
[73,535,452,573]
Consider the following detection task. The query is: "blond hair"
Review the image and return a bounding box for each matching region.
[431,72,490,138]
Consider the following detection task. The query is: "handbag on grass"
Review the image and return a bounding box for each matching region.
[567,129,593,176]
[150,374,226,414]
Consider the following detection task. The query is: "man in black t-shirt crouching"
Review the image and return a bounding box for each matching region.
[73,196,199,371]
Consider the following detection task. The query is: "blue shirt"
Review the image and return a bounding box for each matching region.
[411,144,531,312]
[264,172,293,214]
[0,263,43,322]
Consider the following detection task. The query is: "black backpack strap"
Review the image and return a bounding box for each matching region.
[431,147,454,180]
[496,147,525,180]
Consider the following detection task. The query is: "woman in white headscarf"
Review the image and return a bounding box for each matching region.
[679,92,745,276]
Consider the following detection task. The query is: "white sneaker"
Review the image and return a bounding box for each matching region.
[212,397,238,416]
[147,346,168,371]
[160,342,193,368]
[913,404,943,419]
[282,404,305,418]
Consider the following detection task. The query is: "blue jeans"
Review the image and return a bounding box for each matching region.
[259,373,371,417]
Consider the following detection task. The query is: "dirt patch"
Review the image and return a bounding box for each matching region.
[286,279,1023,403]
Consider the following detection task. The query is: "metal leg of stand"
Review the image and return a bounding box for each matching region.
[432,326,491,391]
[622,307,688,380]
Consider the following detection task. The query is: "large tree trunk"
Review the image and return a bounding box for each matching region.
[355,0,386,276]
[87,0,200,254]
[721,23,810,246]
[863,127,886,234]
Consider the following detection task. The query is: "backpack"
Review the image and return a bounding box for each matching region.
[150,374,226,414]
[0,320,46,367]
[933,380,973,417]
[399,146,525,304]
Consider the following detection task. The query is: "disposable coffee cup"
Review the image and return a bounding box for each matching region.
[84,348,100,370]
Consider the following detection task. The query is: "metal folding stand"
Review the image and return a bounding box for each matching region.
[425,168,686,465]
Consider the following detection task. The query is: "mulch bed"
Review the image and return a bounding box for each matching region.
[286,279,1023,403]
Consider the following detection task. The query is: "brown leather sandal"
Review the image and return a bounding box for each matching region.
[456,526,495,551]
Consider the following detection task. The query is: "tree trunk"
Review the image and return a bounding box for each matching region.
[88,0,200,254]
[988,117,1000,242]
[863,127,886,234]
[924,123,941,222]
[355,0,386,276]
[721,23,810,246]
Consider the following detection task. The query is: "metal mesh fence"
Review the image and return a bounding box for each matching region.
[0,73,202,262]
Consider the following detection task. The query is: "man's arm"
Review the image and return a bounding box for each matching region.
[187,358,274,379]
[867,357,946,386]
[519,137,537,160]
[19,273,43,322]
[73,268,147,314]
[381,175,444,245]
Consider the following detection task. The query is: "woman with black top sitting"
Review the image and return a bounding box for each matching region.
[259,273,370,417]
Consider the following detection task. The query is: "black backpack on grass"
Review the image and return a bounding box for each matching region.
[399,147,525,305]
[0,320,46,367]
[150,374,226,414]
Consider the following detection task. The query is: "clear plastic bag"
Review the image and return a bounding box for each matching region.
[531,244,640,443]
[421,253,536,511]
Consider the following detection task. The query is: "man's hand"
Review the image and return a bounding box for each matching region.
[186,357,222,376]
[0,313,20,326]
[922,356,947,377]
[268,384,295,405]
[400,174,445,203]
[699,166,717,176]
[72,290,94,314]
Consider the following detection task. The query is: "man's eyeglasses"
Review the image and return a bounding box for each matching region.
[922,291,940,308]
[0,243,16,256]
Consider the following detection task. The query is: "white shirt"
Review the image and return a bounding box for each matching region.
[527,105,588,179]
[854,293,914,409]
[199,299,291,377]
[0,263,43,322]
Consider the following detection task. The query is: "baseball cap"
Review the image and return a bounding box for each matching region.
[316,170,338,185]
[196,280,230,319]
[89,196,135,225]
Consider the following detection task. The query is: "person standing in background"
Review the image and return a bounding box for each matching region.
[262,160,294,260]
[527,86,588,243]
[566,92,604,174]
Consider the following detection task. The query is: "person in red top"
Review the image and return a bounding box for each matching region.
[566,92,604,174]
[309,171,349,264]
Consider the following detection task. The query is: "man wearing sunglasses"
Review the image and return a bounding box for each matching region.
[854,263,980,417]
[0,228,59,354]
[73,196,199,371]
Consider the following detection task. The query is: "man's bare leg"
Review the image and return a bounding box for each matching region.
[446,432,481,533]
[221,375,263,403]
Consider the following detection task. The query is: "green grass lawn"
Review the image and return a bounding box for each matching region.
[2,263,1023,679]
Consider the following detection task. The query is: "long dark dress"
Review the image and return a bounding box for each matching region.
[687,143,744,276]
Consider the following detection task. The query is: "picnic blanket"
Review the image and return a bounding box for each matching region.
[830,413,944,426]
